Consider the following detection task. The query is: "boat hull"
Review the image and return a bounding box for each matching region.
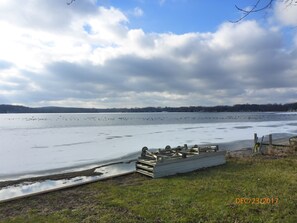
[136,150,226,178]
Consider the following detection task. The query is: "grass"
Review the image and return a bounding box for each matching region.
[0,155,296,223]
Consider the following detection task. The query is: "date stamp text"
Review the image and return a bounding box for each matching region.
[235,197,278,205]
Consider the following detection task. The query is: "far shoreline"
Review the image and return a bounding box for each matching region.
[1,103,297,114]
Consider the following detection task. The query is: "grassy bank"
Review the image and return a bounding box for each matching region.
[0,155,296,223]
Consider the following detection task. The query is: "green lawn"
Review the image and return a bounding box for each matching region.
[0,155,296,223]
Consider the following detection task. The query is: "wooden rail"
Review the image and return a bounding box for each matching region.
[253,133,296,155]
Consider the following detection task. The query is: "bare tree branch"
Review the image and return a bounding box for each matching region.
[232,0,297,23]
[282,0,297,8]
[67,0,76,5]
[231,0,273,23]
[235,0,274,13]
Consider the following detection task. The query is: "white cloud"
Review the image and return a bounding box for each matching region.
[210,21,280,52]
[274,1,297,26]
[0,0,296,107]
[159,0,166,6]
[133,7,144,17]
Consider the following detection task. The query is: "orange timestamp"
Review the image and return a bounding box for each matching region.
[235,197,279,205]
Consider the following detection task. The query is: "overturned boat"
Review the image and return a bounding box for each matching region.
[136,144,226,178]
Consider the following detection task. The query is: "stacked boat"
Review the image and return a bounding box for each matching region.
[136,144,226,178]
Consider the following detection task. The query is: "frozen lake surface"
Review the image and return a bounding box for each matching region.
[1,112,297,181]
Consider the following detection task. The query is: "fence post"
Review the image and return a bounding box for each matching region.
[253,133,259,153]
[254,133,258,145]
[269,134,273,146]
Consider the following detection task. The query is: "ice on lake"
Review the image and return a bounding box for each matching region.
[1,112,297,181]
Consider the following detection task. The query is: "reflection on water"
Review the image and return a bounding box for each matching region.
[0,162,135,202]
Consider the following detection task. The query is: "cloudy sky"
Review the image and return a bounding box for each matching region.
[0,0,297,108]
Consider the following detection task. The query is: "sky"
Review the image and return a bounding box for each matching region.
[0,0,297,108]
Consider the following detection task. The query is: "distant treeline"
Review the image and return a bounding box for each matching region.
[1,103,297,113]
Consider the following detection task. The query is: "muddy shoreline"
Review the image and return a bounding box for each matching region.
[0,168,101,188]
[0,160,136,188]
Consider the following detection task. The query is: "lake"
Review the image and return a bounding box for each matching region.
[1,112,297,181]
